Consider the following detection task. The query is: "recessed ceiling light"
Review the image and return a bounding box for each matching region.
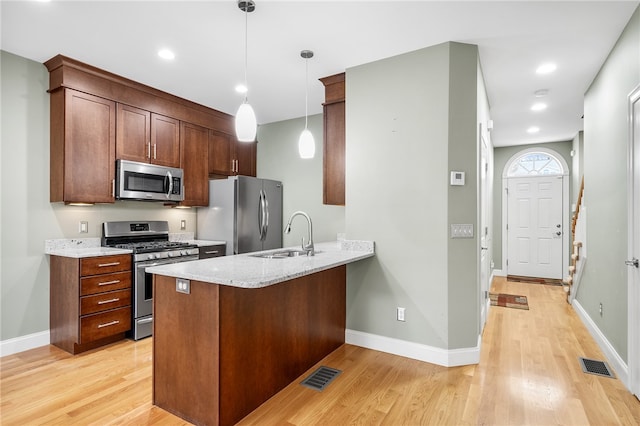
[527,126,540,134]
[534,89,549,97]
[158,49,175,60]
[235,84,248,94]
[531,102,547,112]
[536,63,557,74]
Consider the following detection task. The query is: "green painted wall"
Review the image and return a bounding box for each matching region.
[580,5,640,363]
[345,42,486,350]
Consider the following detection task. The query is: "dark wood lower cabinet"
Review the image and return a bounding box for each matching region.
[153,266,346,426]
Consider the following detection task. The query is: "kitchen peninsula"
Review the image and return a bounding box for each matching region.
[147,240,374,426]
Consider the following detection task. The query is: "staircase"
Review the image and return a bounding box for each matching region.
[564,177,586,303]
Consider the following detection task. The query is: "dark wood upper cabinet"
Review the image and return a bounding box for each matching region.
[150,113,180,168]
[208,130,256,178]
[320,73,346,206]
[179,122,209,207]
[116,105,180,168]
[235,139,257,177]
[45,54,245,204]
[116,104,150,163]
[50,88,116,203]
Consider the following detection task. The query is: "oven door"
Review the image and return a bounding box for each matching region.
[134,255,197,339]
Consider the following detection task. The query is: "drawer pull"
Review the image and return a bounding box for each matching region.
[98,262,120,267]
[98,280,120,286]
[204,250,219,254]
[97,298,120,305]
[97,320,120,329]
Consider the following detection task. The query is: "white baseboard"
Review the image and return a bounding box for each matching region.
[0,330,50,357]
[572,300,629,388]
[492,269,506,277]
[345,329,480,367]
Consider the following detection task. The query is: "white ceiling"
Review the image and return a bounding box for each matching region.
[2,1,638,147]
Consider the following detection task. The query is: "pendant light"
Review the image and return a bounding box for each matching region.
[298,50,315,159]
[235,0,257,142]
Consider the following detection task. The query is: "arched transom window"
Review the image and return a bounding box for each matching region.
[507,151,564,177]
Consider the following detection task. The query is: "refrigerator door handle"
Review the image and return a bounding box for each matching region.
[258,190,267,241]
[263,191,269,240]
[258,190,264,241]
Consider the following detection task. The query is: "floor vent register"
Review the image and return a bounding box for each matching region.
[300,366,342,391]
[579,357,615,378]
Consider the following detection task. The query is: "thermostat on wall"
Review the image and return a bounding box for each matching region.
[450,171,465,186]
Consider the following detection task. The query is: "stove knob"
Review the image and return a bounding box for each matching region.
[154,254,160,259]
[168,252,173,258]
[181,250,188,256]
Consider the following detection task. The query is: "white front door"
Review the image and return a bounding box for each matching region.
[628,85,640,400]
[507,176,563,279]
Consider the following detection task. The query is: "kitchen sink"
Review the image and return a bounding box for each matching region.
[251,249,320,259]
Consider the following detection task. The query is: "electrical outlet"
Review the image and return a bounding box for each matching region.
[180,219,186,230]
[176,278,190,294]
[79,221,88,233]
[599,303,603,316]
[397,307,405,322]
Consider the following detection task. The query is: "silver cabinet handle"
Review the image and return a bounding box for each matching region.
[98,279,120,286]
[97,298,120,305]
[153,143,157,159]
[625,258,639,268]
[147,142,151,158]
[97,320,120,329]
[137,317,153,325]
[98,262,120,267]
[204,250,219,255]
[111,179,115,197]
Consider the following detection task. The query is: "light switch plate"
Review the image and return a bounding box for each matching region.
[451,224,474,238]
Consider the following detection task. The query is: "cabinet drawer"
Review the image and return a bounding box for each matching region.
[81,271,131,296]
[199,244,226,259]
[81,289,131,316]
[80,307,131,344]
[80,255,131,276]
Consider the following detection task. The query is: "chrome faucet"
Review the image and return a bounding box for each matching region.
[284,211,314,256]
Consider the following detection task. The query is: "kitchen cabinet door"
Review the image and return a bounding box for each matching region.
[116,104,150,163]
[50,88,116,203]
[151,113,181,168]
[116,106,180,168]
[208,130,233,176]
[235,139,256,177]
[180,122,209,207]
[208,130,256,177]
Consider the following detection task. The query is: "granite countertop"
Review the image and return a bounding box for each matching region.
[44,235,225,258]
[44,238,132,258]
[146,240,375,289]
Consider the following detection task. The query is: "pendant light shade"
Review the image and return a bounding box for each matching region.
[235,101,257,142]
[236,0,257,142]
[299,50,315,158]
[298,128,315,159]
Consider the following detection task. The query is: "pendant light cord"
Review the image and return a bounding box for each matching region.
[304,56,309,129]
[244,4,249,103]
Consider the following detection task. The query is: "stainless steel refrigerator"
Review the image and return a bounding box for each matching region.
[197,176,283,255]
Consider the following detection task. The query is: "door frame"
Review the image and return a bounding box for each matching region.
[478,123,492,333]
[501,147,570,279]
[627,84,640,399]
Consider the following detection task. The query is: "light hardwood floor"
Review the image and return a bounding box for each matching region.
[2,277,639,425]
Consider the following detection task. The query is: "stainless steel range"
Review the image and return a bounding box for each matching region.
[102,221,198,340]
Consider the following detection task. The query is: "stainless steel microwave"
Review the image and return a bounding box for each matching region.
[116,160,184,202]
